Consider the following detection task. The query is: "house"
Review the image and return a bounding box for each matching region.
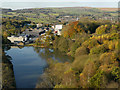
[52,26,55,29]
[64,16,70,18]
[76,17,79,21]
[27,24,31,26]
[36,24,43,28]
[7,36,28,43]
[54,25,62,35]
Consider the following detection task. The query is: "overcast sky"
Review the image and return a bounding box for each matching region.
[2,0,120,2]
[2,0,119,9]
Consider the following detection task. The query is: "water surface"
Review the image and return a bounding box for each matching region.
[6,46,73,88]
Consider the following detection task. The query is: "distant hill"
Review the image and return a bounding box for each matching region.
[2,7,118,24]
[98,8,118,11]
[2,8,13,13]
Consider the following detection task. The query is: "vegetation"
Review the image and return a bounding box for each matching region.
[2,38,16,88]
[2,17,36,37]
[36,19,120,88]
[2,7,118,24]
[2,51,16,88]
[35,30,54,47]
[2,33,16,88]
[2,7,120,88]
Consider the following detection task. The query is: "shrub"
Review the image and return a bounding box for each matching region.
[79,61,97,88]
[89,70,108,88]
[75,46,89,57]
[108,41,116,51]
[96,25,110,35]
[2,36,11,44]
[106,81,119,88]
[2,52,16,88]
[70,43,80,57]
[72,55,89,72]
[111,67,120,82]
[82,39,100,49]
[53,36,60,49]
[110,25,118,33]
[90,44,107,54]
[99,52,119,66]
[57,37,69,53]
[110,33,119,40]
[35,38,41,46]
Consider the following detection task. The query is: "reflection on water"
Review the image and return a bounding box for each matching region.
[34,47,73,63]
[6,46,73,88]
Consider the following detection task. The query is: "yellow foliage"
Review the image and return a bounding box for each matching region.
[103,40,109,45]
[3,31,8,37]
[99,65,112,74]
[115,41,119,49]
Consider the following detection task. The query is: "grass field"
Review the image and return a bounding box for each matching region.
[2,7,118,23]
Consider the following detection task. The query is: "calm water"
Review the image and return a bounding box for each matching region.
[6,46,73,88]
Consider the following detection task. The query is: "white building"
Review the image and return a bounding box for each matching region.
[76,17,79,21]
[7,36,27,43]
[55,25,62,35]
[52,26,55,29]
[64,16,70,18]
[36,24,42,28]
[27,24,31,26]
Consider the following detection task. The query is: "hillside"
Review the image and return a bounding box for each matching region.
[98,8,118,11]
[2,7,118,24]
[36,19,120,88]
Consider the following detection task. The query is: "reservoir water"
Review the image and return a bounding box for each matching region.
[5,46,73,88]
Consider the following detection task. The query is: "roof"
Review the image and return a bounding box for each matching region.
[55,25,62,29]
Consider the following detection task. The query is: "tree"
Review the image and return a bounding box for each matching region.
[96,25,110,35]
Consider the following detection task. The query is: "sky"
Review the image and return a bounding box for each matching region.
[1,0,119,9]
[2,0,120,2]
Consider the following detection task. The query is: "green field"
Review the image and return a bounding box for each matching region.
[2,7,118,24]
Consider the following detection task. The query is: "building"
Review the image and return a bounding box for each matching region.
[55,25,63,35]
[36,24,43,28]
[52,26,55,29]
[76,17,79,21]
[64,16,70,18]
[27,24,31,26]
[7,36,27,43]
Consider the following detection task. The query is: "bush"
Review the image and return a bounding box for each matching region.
[111,67,120,82]
[90,44,107,54]
[70,43,80,57]
[72,55,89,72]
[110,33,119,40]
[89,70,108,88]
[96,25,110,35]
[82,39,100,49]
[99,52,119,66]
[53,36,60,49]
[79,61,97,88]
[2,36,11,44]
[75,47,89,57]
[57,37,69,53]
[35,38,41,46]
[53,36,69,52]
[106,81,119,88]
[2,52,16,88]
